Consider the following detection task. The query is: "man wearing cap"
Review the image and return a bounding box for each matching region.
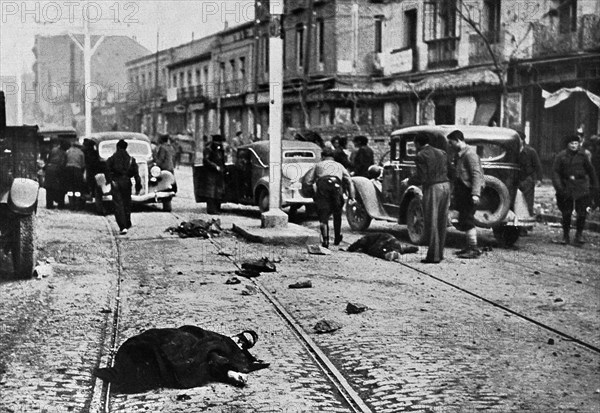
[351,135,374,178]
[517,131,543,217]
[303,147,355,248]
[552,135,598,245]
[203,134,226,214]
[106,139,142,235]
[447,130,484,259]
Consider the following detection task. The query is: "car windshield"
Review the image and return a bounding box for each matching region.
[474,142,506,162]
[99,140,151,159]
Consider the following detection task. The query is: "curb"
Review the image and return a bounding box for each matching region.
[538,214,600,233]
[231,223,321,245]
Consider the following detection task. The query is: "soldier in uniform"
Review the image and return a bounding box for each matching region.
[203,134,226,214]
[106,139,142,235]
[303,147,355,248]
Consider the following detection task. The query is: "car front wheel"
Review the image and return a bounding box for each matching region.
[406,197,426,245]
[346,195,372,231]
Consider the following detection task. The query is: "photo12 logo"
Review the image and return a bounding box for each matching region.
[1,1,140,24]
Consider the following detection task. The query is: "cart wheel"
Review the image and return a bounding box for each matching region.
[12,214,36,278]
[162,198,172,212]
[346,195,372,231]
[406,197,426,245]
[493,226,520,247]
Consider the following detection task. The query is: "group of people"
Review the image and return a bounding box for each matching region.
[328,135,375,179]
[44,139,96,211]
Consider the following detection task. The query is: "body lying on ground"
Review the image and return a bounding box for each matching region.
[347,233,418,261]
[94,325,268,393]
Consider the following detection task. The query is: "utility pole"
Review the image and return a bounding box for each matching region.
[253,0,260,141]
[68,0,104,137]
[301,0,315,130]
[153,29,160,137]
[261,0,288,228]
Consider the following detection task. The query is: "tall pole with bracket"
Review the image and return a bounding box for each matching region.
[261,0,288,229]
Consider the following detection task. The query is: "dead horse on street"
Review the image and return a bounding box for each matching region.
[94,325,269,393]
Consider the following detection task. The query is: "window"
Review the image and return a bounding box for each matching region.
[424,0,458,41]
[148,72,153,87]
[558,0,577,33]
[230,59,236,80]
[196,69,201,85]
[374,15,383,53]
[187,70,192,86]
[296,24,305,69]
[172,74,177,88]
[179,72,184,88]
[263,35,269,73]
[141,74,146,88]
[239,57,246,81]
[316,18,325,64]
[404,9,417,49]
[482,0,501,43]
[204,66,209,87]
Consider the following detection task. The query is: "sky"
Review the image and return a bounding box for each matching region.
[0,0,255,77]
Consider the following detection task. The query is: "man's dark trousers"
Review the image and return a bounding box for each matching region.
[519,175,536,216]
[423,182,451,262]
[112,177,133,231]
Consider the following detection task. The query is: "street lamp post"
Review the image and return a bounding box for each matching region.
[261,1,288,229]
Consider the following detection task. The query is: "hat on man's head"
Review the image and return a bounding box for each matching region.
[564,134,580,147]
[353,135,368,146]
[321,147,334,158]
[447,130,465,142]
[212,134,224,142]
[116,139,128,150]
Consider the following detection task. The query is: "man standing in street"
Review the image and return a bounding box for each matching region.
[107,139,142,235]
[156,134,175,173]
[203,134,226,214]
[552,135,598,245]
[44,139,67,209]
[303,147,355,248]
[447,130,484,259]
[331,136,351,169]
[351,135,374,178]
[517,130,543,217]
[409,133,451,264]
[65,142,86,210]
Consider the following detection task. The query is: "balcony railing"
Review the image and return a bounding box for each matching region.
[176,85,205,101]
[426,37,458,69]
[468,31,504,65]
[220,79,253,95]
[532,14,600,58]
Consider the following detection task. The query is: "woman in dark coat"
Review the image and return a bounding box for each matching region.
[204,134,226,214]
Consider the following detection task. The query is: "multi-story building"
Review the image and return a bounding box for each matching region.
[32,34,150,135]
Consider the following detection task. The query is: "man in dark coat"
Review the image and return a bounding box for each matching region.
[552,135,598,245]
[65,142,86,210]
[203,134,226,214]
[94,326,268,393]
[156,134,176,173]
[106,139,142,235]
[44,139,67,209]
[348,233,418,261]
[303,147,355,248]
[351,135,374,178]
[409,133,451,263]
[331,136,350,169]
[448,130,484,259]
[82,138,101,198]
[517,131,543,216]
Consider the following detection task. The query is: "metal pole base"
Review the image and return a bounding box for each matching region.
[261,209,288,228]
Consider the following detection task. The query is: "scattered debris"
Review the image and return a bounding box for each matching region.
[554,297,564,303]
[533,270,540,275]
[307,244,331,255]
[177,271,183,275]
[176,394,192,401]
[166,218,222,238]
[33,264,53,279]
[241,257,276,273]
[314,319,342,334]
[100,307,112,314]
[218,249,235,257]
[241,285,258,296]
[548,338,555,345]
[225,277,241,285]
[235,269,261,278]
[288,280,312,289]
[346,302,368,314]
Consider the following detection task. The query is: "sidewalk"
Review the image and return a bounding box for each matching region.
[535,180,600,232]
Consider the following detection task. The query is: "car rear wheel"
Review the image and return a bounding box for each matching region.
[12,215,35,278]
[346,195,372,231]
[493,226,520,247]
[406,197,426,245]
[258,189,269,212]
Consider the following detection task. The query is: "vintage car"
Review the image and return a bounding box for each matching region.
[90,132,176,213]
[193,140,321,212]
[1,91,40,278]
[346,125,536,247]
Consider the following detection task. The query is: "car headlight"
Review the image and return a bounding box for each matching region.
[150,166,161,178]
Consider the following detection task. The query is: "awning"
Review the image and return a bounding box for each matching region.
[472,102,498,125]
[543,87,600,109]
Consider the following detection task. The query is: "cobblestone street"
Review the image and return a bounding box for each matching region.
[1,167,599,412]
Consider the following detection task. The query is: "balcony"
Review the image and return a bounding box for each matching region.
[220,79,253,96]
[468,31,504,65]
[426,38,458,69]
[532,14,600,58]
